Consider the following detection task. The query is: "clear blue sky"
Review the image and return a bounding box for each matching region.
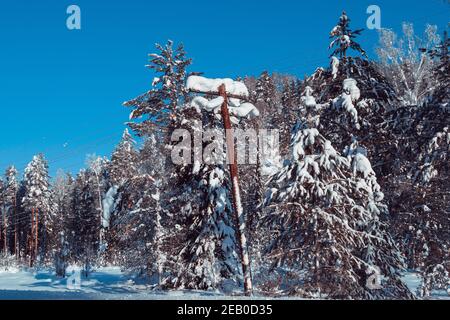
[0,0,448,178]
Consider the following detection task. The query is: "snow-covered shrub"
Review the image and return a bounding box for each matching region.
[0,254,19,272]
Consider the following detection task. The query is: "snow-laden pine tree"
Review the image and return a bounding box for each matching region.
[49,171,74,276]
[383,47,449,273]
[109,173,163,279]
[311,20,448,279]
[305,22,401,184]
[254,71,277,117]
[418,264,450,298]
[108,129,139,186]
[22,154,51,263]
[68,169,100,277]
[85,155,109,254]
[329,11,366,60]
[122,40,191,283]
[253,72,299,157]
[0,179,6,256]
[1,166,18,256]
[171,163,240,291]
[263,123,412,299]
[167,112,241,291]
[107,125,166,277]
[124,40,192,138]
[101,129,139,262]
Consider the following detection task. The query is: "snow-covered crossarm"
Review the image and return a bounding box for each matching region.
[188,76,260,123]
[186,75,250,99]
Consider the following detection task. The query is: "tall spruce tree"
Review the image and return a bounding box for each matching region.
[263,123,412,299]
[22,154,51,263]
[1,167,18,255]
[69,169,100,276]
[109,129,139,186]
[50,171,74,276]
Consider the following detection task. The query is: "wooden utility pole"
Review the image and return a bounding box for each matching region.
[218,84,253,296]
[188,84,254,295]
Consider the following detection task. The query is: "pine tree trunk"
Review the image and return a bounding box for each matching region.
[29,209,33,267]
[14,196,17,258]
[35,209,39,263]
[3,210,7,256]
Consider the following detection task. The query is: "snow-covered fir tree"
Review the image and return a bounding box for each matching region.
[167,109,241,290]
[122,40,193,283]
[124,40,192,138]
[68,169,101,276]
[49,171,74,276]
[418,264,450,298]
[22,154,51,263]
[108,129,139,186]
[329,11,366,59]
[263,123,412,299]
[109,174,163,278]
[0,166,18,255]
[254,71,278,115]
[171,163,240,290]
[85,155,109,254]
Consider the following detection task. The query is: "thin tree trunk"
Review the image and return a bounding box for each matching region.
[35,209,39,263]
[3,210,7,255]
[14,195,17,258]
[29,208,34,267]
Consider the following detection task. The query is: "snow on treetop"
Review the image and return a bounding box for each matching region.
[186,76,249,97]
[340,11,349,22]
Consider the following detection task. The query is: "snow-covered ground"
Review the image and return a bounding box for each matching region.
[0,267,228,300]
[0,267,448,300]
[402,271,450,300]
